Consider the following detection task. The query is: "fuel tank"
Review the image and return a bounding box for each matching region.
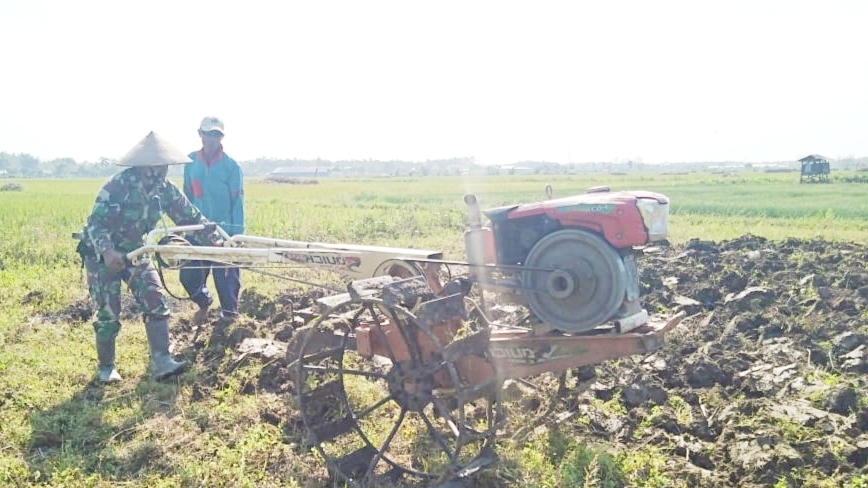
[483,189,669,266]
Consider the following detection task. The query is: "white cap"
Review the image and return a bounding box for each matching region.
[117,132,192,166]
[199,116,225,134]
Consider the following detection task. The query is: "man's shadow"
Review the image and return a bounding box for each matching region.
[25,291,304,484]
[27,372,184,481]
[26,297,193,483]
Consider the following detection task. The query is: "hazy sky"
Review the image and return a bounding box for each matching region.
[1,1,867,165]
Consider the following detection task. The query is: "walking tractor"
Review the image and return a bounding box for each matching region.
[127,185,681,487]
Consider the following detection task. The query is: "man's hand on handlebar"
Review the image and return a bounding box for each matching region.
[102,249,126,272]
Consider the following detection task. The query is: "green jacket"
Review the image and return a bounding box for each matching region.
[83,168,218,257]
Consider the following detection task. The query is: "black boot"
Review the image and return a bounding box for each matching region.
[144,317,189,380]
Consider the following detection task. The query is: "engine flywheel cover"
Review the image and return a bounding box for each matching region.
[523,229,628,332]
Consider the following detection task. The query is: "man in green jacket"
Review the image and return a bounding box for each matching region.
[78,131,222,382]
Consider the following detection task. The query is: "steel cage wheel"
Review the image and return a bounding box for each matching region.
[291,297,500,487]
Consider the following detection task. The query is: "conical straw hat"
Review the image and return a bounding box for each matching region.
[117,131,192,166]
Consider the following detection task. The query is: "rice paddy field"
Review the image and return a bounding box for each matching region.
[1,171,868,487]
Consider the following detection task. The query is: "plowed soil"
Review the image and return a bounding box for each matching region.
[597,235,868,487]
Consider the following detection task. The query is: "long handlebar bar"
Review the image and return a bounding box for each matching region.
[126,224,232,262]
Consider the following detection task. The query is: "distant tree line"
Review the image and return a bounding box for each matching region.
[0,152,483,178]
[0,152,119,178]
[2,151,867,179]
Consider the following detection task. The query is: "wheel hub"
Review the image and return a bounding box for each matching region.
[387,362,434,411]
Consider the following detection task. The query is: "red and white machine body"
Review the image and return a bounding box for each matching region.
[464,186,670,333]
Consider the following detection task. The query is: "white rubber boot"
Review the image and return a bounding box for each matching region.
[96,338,122,383]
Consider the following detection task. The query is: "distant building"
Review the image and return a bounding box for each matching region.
[497,165,534,175]
[269,166,330,178]
[798,154,831,183]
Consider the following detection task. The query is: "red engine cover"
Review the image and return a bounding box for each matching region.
[503,190,667,248]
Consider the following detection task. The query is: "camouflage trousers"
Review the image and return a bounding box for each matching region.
[84,256,171,343]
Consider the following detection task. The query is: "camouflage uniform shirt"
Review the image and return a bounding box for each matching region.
[84,168,218,257]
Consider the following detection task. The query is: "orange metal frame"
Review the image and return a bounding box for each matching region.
[354,312,685,388]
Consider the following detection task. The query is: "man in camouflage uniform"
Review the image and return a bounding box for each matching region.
[78,131,222,383]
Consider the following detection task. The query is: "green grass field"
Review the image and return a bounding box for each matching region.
[1,172,867,487]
